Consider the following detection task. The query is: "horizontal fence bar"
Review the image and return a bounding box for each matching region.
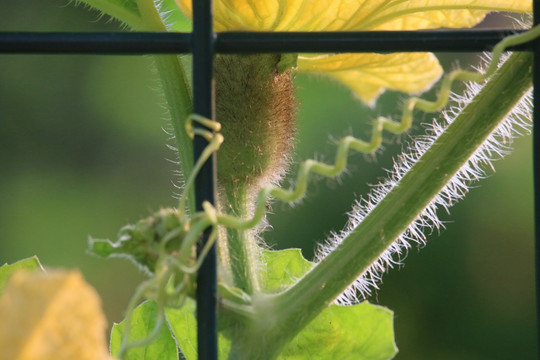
[0,29,531,55]
[0,32,191,55]
[216,29,529,53]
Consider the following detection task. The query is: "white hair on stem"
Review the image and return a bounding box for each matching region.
[314,52,533,305]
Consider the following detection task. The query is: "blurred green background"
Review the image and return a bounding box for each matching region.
[0,2,536,359]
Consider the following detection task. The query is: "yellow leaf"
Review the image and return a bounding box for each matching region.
[0,270,112,360]
[175,0,531,31]
[298,52,443,106]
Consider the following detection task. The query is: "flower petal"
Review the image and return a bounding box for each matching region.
[176,0,339,31]
[0,270,111,360]
[175,0,531,31]
[298,52,443,106]
[357,0,532,31]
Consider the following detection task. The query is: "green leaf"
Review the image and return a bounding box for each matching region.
[279,302,397,360]
[111,300,178,360]
[89,238,117,257]
[74,0,143,29]
[262,249,313,292]
[165,300,197,360]
[165,299,231,360]
[0,256,43,293]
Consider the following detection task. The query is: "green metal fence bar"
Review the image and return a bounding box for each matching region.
[0,30,531,54]
[192,1,218,359]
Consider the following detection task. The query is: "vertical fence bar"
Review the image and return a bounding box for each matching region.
[533,0,540,356]
[192,0,218,359]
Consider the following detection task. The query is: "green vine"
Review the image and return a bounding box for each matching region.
[87,24,540,359]
[211,25,540,232]
[43,1,539,359]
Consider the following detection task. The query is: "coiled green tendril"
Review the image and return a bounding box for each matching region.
[117,24,540,358]
[210,24,540,231]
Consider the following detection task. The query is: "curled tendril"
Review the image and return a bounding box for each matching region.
[210,24,540,231]
[117,114,222,359]
[117,24,540,357]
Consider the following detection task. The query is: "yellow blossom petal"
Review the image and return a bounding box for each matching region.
[298,53,443,106]
[339,0,532,31]
[0,270,112,360]
[176,0,531,31]
[175,0,530,104]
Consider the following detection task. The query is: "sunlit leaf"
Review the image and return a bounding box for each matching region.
[0,269,111,360]
[261,249,397,359]
[165,299,231,360]
[0,256,43,294]
[262,249,313,292]
[165,300,197,360]
[111,300,178,360]
[279,302,397,360]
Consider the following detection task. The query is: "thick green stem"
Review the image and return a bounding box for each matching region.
[135,0,195,213]
[152,55,195,212]
[229,52,533,360]
[214,54,296,293]
[223,188,262,294]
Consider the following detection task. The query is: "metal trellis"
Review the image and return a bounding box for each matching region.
[0,1,539,359]
[192,1,218,359]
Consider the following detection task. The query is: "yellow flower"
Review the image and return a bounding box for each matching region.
[176,0,531,105]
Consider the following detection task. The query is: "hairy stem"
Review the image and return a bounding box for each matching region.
[214,54,296,293]
[229,51,533,360]
[223,187,262,294]
[135,0,196,212]
[152,55,195,212]
[75,0,144,28]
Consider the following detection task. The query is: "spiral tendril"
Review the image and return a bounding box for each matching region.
[210,24,540,231]
[117,24,540,357]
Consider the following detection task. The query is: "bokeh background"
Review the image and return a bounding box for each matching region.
[0,2,536,359]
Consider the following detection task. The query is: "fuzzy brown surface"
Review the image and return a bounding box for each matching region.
[214,54,297,197]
